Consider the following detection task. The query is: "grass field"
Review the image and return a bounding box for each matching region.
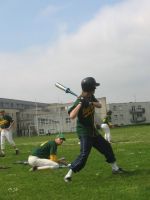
[0,125,150,200]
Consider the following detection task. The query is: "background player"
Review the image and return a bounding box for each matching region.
[101,110,113,143]
[0,110,19,156]
[28,133,69,171]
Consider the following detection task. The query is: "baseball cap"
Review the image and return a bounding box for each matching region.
[56,133,66,141]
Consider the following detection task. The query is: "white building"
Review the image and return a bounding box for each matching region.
[108,101,150,126]
[1,98,150,136]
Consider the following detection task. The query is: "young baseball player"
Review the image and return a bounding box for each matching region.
[64,77,125,182]
[28,133,69,171]
[0,110,19,157]
[101,110,113,143]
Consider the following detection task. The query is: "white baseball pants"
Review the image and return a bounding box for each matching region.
[28,155,59,170]
[101,123,111,143]
[1,129,16,150]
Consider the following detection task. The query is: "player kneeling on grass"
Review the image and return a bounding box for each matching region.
[28,133,69,171]
[64,77,126,183]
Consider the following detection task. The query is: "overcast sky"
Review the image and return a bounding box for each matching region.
[0,0,150,104]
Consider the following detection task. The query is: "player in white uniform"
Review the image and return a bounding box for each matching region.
[101,110,113,143]
[0,110,19,157]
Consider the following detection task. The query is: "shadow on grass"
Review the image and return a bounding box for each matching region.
[84,168,150,185]
[124,168,150,176]
[107,168,150,179]
[111,140,130,143]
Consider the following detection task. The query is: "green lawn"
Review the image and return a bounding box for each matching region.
[0,125,150,200]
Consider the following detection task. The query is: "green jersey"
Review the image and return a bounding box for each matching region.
[0,114,13,129]
[32,141,57,159]
[103,115,111,125]
[68,95,99,137]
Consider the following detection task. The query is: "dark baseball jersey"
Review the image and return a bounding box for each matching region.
[0,115,14,129]
[68,95,99,137]
[103,115,112,125]
[32,141,57,159]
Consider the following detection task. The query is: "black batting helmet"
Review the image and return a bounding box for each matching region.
[81,77,100,92]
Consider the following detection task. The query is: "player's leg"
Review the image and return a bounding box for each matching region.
[104,125,111,142]
[64,136,92,182]
[101,124,111,142]
[5,130,19,155]
[93,134,115,163]
[93,135,118,170]
[28,155,59,171]
[0,129,6,156]
[93,135,125,173]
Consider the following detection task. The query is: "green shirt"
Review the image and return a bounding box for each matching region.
[103,115,111,125]
[0,114,13,129]
[68,95,99,137]
[32,141,57,159]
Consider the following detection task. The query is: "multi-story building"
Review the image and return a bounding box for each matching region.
[0,97,107,136]
[108,102,150,126]
[2,98,150,135]
[0,98,49,136]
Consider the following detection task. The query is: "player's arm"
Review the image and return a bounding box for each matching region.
[68,99,81,120]
[92,101,102,108]
[7,120,15,130]
[108,121,114,128]
[50,154,58,162]
[57,157,69,166]
[69,103,82,119]
[91,96,102,108]
[50,155,68,166]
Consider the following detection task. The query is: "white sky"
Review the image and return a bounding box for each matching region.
[0,0,150,104]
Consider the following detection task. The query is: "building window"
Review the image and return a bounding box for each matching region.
[131,106,135,111]
[113,106,117,111]
[137,113,142,117]
[61,107,65,111]
[66,118,71,123]
[114,115,118,120]
[39,129,44,134]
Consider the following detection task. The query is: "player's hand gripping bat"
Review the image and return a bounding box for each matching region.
[55,82,78,97]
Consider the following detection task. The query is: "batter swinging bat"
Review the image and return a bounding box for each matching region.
[55,82,78,97]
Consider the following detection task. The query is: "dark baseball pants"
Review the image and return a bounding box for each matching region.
[70,134,116,173]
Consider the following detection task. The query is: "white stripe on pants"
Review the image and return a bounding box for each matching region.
[1,129,15,150]
[28,155,59,169]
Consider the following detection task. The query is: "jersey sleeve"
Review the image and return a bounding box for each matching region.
[68,99,79,114]
[49,141,57,155]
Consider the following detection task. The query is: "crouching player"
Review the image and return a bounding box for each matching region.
[28,133,69,171]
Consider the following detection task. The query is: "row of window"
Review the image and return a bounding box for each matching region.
[113,105,143,111]
[38,118,71,124]
[0,102,33,109]
[19,117,71,127]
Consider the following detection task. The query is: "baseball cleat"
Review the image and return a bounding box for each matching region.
[29,166,37,172]
[67,163,71,167]
[64,176,72,182]
[15,149,19,155]
[112,167,126,174]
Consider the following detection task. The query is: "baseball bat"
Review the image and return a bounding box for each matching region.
[55,82,78,97]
